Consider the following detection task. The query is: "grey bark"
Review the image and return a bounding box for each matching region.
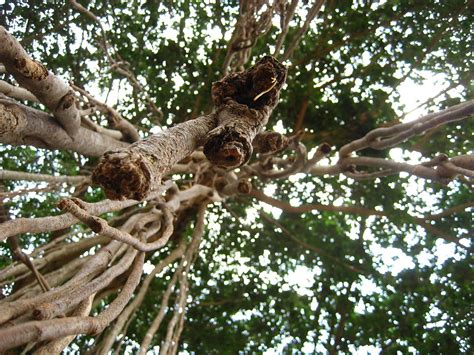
[92,114,216,200]
[0,94,128,156]
[0,26,81,136]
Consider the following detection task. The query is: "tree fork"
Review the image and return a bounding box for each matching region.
[0,26,81,136]
[93,56,286,200]
[204,56,287,168]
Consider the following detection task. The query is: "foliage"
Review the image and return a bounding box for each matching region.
[0,0,472,353]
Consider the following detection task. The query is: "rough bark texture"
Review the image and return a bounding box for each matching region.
[92,56,286,200]
[0,182,172,242]
[0,8,472,353]
[204,56,287,168]
[92,115,216,200]
[0,26,81,136]
[253,131,289,154]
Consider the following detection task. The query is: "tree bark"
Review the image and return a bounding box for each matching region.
[92,115,216,200]
[204,56,287,168]
[0,94,128,156]
[0,26,81,136]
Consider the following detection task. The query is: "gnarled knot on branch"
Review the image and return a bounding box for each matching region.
[204,55,287,168]
[91,56,286,201]
[92,150,152,200]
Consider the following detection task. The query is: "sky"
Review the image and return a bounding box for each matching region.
[1,1,470,353]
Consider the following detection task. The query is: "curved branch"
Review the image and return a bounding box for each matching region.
[58,199,174,252]
[0,26,81,136]
[339,100,474,157]
[95,241,186,355]
[250,188,386,217]
[0,252,145,352]
[0,94,128,156]
[0,181,172,242]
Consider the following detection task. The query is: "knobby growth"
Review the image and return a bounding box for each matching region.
[0,1,472,353]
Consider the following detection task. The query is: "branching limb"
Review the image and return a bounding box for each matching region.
[250,189,468,246]
[32,247,138,321]
[339,100,474,157]
[0,26,81,136]
[58,199,174,252]
[139,261,182,355]
[0,236,106,288]
[161,272,189,355]
[0,252,145,352]
[68,0,113,63]
[222,0,278,74]
[250,188,385,217]
[140,204,207,355]
[95,241,187,355]
[81,115,124,141]
[0,181,172,242]
[0,182,50,293]
[252,131,289,154]
[299,102,474,182]
[255,141,307,179]
[205,56,287,168]
[274,0,299,57]
[0,93,128,156]
[72,84,140,142]
[92,115,216,200]
[303,143,332,171]
[0,80,38,102]
[281,0,325,61]
[69,1,163,122]
[7,236,51,293]
[0,238,124,324]
[342,154,474,183]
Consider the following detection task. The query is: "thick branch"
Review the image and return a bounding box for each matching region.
[0,94,128,156]
[0,26,81,136]
[92,115,216,200]
[204,56,287,168]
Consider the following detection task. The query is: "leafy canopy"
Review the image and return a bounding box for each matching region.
[1,0,472,353]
